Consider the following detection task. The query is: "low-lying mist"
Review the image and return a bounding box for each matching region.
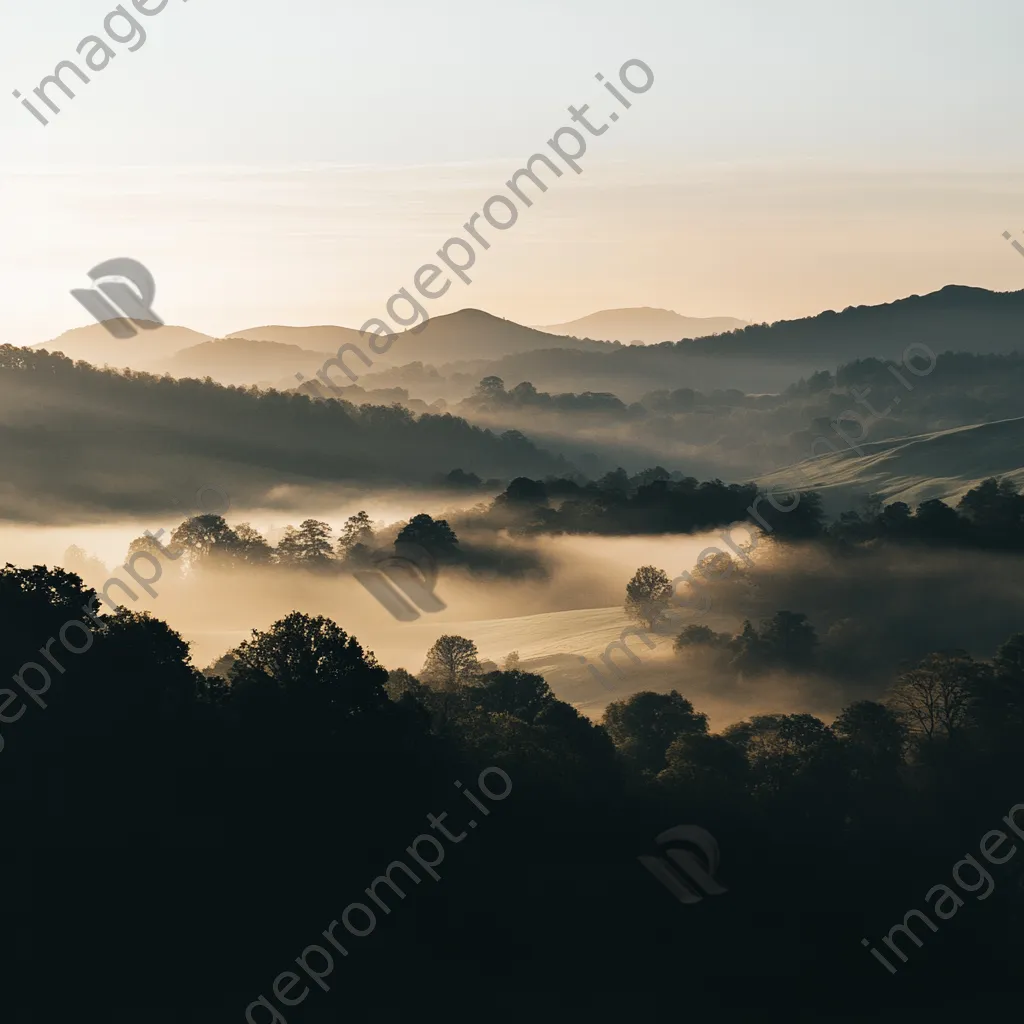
[9,515,1024,733]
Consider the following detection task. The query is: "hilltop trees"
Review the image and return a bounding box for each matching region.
[228,612,389,747]
[827,477,1024,550]
[603,690,709,776]
[673,611,820,676]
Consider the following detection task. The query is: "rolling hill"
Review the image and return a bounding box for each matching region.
[359,308,614,366]
[35,322,215,370]
[685,284,1024,361]
[534,307,748,343]
[166,337,336,386]
[32,286,1024,399]
[0,344,571,522]
[759,415,1024,510]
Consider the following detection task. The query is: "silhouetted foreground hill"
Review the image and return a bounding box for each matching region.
[0,346,570,521]
[4,564,1024,1018]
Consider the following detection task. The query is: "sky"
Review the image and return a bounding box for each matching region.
[3,0,1024,343]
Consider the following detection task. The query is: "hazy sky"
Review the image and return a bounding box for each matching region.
[3,0,1024,342]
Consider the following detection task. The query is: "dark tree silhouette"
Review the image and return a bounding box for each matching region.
[229,612,388,740]
[603,690,708,776]
[886,651,989,743]
[170,514,238,566]
[395,513,460,560]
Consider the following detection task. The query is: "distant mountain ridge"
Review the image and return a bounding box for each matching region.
[534,307,748,343]
[31,286,1024,396]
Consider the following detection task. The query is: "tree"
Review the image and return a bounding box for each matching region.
[912,499,965,542]
[170,515,239,567]
[833,700,907,785]
[230,612,388,727]
[503,651,521,671]
[126,533,184,579]
[957,477,1024,541]
[498,477,548,505]
[63,544,108,584]
[421,635,481,691]
[658,732,750,799]
[695,549,739,582]
[296,519,334,562]
[603,690,708,776]
[277,519,334,565]
[337,511,375,559]
[233,523,272,564]
[879,501,912,536]
[972,632,1024,732]
[475,375,506,401]
[598,468,630,494]
[994,632,1024,681]
[467,670,554,723]
[624,565,673,629]
[384,667,428,703]
[728,619,767,673]
[673,624,729,652]
[766,489,826,540]
[886,651,990,742]
[758,611,818,669]
[724,713,839,802]
[509,381,538,403]
[395,514,459,560]
[630,466,671,488]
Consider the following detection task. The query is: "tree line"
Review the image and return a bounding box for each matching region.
[3,561,1024,1017]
